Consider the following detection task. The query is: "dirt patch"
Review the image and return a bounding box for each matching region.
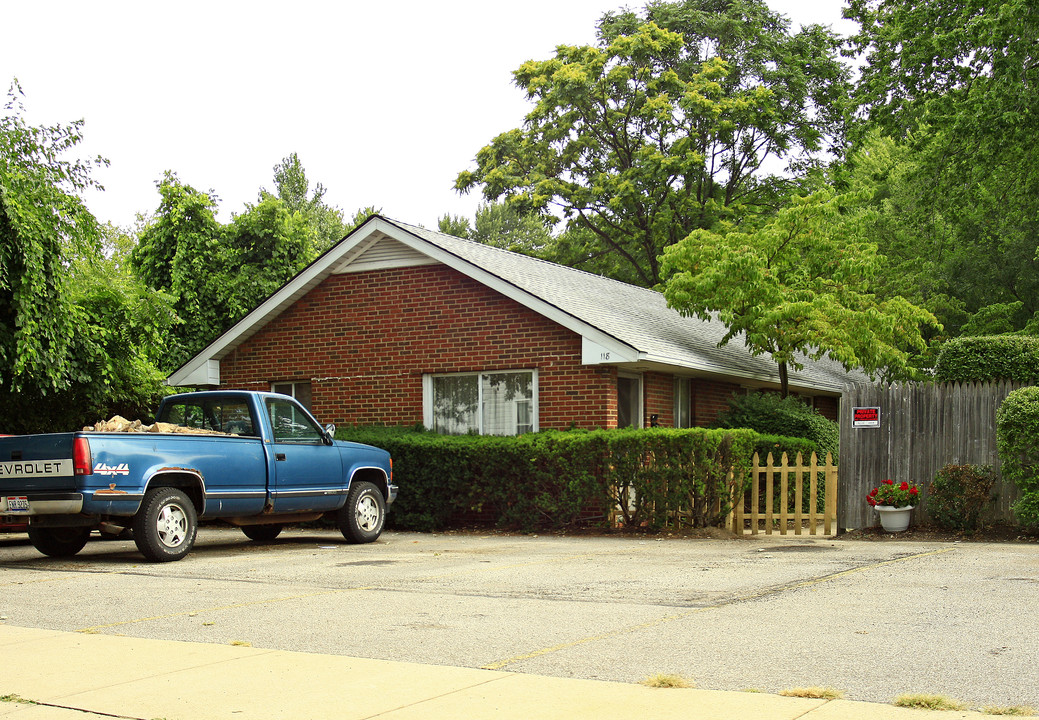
[839,524,1039,543]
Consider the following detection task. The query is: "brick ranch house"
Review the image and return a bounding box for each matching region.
[168,215,862,433]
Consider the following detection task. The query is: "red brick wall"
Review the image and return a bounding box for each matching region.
[692,379,744,427]
[643,372,674,427]
[814,395,839,422]
[219,265,617,430]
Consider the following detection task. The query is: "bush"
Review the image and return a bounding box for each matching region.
[927,464,995,531]
[712,392,839,460]
[996,387,1039,528]
[934,335,1039,383]
[337,425,759,532]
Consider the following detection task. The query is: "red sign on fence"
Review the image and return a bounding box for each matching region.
[852,406,881,428]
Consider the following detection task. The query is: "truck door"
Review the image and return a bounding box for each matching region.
[264,397,345,513]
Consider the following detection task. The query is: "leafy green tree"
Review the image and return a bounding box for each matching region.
[261,153,346,253]
[131,173,228,368]
[133,173,328,369]
[438,202,552,255]
[456,0,850,286]
[437,214,472,239]
[0,84,175,430]
[223,197,314,318]
[837,127,1039,345]
[844,0,1039,333]
[345,205,381,235]
[660,188,940,395]
[0,81,105,393]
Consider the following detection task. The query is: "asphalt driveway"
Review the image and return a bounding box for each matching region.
[1,528,1036,709]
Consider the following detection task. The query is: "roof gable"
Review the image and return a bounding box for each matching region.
[168,215,864,392]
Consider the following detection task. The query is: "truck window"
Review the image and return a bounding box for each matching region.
[161,400,257,436]
[266,398,323,443]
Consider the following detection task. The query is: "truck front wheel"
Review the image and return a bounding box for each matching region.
[337,481,385,543]
[28,526,91,558]
[133,488,197,562]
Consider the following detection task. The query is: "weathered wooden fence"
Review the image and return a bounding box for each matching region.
[728,452,838,536]
[838,381,1030,530]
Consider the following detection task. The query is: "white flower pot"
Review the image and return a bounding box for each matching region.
[875,505,914,532]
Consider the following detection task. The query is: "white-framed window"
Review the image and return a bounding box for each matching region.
[423,370,537,435]
[674,377,693,428]
[617,372,643,428]
[271,381,312,409]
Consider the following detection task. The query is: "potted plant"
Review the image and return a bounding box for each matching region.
[866,479,920,532]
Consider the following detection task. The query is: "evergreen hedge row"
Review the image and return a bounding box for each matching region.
[338,426,829,532]
[996,386,1039,529]
[934,335,1039,383]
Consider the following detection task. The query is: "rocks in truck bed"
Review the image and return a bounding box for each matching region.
[83,416,232,435]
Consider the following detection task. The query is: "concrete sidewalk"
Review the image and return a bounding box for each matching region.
[0,625,1003,720]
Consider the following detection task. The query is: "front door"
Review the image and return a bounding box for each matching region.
[617,374,643,428]
[264,397,344,513]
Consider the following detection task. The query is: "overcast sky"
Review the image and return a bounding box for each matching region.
[2,1,856,232]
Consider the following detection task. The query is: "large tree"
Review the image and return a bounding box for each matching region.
[1,84,175,430]
[260,153,347,253]
[0,82,105,393]
[132,173,319,369]
[456,0,850,286]
[844,0,1039,332]
[438,201,553,254]
[660,188,940,394]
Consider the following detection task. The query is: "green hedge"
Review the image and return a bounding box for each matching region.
[996,387,1039,528]
[338,426,768,532]
[935,335,1039,383]
[711,392,839,459]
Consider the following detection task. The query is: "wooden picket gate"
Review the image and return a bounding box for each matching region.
[728,452,838,536]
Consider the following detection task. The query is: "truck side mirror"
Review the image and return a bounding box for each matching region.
[324,424,336,444]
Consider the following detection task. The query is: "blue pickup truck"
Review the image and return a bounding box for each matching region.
[0,391,396,562]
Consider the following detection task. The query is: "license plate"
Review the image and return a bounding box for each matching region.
[5,496,29,512]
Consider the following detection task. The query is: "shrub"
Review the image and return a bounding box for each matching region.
[712,392,839,460]
[996,387,1039,529]
[934,335,1039,383]
[927,464,996,531]
[336,425,759,532]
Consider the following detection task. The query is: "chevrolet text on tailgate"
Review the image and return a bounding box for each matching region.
[0,391,396,562]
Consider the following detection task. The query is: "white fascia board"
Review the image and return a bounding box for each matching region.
[641,349,849,393]
[168,359,220,387]
[378,223,644,362]
[581,337,641,365]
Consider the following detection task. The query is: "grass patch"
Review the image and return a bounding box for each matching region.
[779,686,844,700]
[639,673,694,689]
[230,640,252,647]
[982,707,1036,716]
[894,694,969,711]
[0,694,36,704]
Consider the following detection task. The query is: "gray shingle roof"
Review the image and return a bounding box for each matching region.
[385,218,868,393]
[168,214,869,391]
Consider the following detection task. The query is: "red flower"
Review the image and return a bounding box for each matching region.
[910,487,919,495]
[899,481,910,490]
[869,488,878,497]
[882,479,894,485]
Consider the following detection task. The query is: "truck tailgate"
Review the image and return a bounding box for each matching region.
[0,434,77,493]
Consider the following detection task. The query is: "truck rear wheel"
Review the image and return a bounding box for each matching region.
[337,481,385,543]
[28,526,91,558]
[133,487,197,562]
